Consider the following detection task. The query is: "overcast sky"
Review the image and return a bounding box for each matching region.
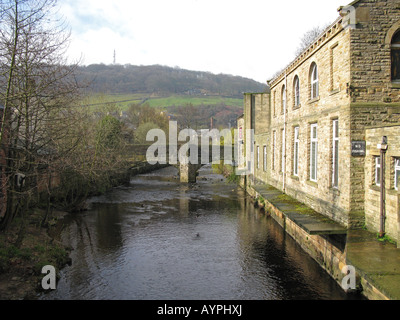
[60,0,348,83]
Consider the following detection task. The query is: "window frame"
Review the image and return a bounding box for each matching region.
[281,85,286,114]
[391,30,400,81]
[310,63,319,99]
[293,126,299,177]
[395,158,400,191]
[263,145,267,172]
[310,123,318,182]
[332,119,339,188]
[375,156,381,187]
[272,131,276,171]
[294,76,300,108]
[257,145,260,169]
[281,128,285,173]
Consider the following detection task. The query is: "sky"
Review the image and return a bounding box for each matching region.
[59,0,348,84]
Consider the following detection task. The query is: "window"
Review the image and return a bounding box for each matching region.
[294,76,300,107]
[251,95,256,130]
[257,146,260,169]
[272,131,276,171]
[263,146,267,172]
[391,30,400,81]
[375,156,381,187]
[281,85,286,114]
[310,63,319,99]
[395,158,400,191]
[273,91,276,117]
[310,124,318,182]
[293,126,299,177]
[332,120,339,188]
[330,43,339,91]
[281,129,285,172]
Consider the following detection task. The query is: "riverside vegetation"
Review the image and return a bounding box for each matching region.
[0,0,266,299]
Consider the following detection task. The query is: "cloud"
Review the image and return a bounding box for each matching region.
[59,0,345,83]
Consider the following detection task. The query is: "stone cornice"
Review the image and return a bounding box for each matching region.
[268,16,344,89]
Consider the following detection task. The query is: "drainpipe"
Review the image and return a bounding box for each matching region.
[378,136,388,238]
[283,72,287,193]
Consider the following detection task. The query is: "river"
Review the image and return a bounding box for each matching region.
[39,165,360,300]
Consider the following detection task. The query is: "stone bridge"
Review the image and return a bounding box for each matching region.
[128,144,234,183]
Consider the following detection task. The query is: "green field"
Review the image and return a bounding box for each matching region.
[145,96,243,108]
[81,93,243,111]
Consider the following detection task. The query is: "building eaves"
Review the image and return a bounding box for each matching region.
[268,15,344,88]
[267,0,362,87]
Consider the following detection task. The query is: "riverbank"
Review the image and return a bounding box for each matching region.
[0,162,171,300]
[0,208,72,300]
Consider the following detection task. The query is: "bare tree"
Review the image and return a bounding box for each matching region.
[295,25,329,57]
[0,0,82,231]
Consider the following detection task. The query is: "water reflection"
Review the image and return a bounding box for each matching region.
[40,165,360,300]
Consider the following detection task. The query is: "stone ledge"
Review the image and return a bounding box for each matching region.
[252,184,347,235]
[308,96,321,104]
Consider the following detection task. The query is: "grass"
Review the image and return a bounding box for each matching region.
[0,209,72,299]
[267,193,337,224]
[211,162,241,184]
[80,93,144,110]
[376,233,397,245]
[0,231,70,274]
[146,96,243,108]
[80,93,243,111]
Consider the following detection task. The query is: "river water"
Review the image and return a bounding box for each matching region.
[40,165,359,300]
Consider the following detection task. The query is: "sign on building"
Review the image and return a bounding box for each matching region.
[351,141,366,157]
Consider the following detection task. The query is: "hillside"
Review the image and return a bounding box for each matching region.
[77,64,268,98]
[76,64,268,129]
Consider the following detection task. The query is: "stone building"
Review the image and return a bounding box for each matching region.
[237,114,245,169]
[241,0,400,244]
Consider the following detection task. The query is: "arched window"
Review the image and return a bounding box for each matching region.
[293,76,300,107]
[310,63,319,99]
[281,85,286,114]
[391,30,400,81]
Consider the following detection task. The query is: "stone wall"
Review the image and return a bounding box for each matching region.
[348,103,400,227]
[345,1,400,226]
[262,195,348,291]
[349,0,400,103]
[237,115,245,170]
[267,20,353,226]
[365,125,400,243]
[252,93,270,184]
[243,93,270,184]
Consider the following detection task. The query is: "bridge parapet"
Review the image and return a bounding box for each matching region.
[128,143,235,183]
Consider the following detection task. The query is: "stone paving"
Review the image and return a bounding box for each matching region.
[346,229,400,300]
